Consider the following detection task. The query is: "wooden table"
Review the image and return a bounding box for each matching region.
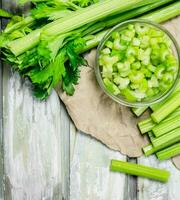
[0,1,180,199]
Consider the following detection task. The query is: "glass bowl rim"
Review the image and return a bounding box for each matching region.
[95,19,180,107]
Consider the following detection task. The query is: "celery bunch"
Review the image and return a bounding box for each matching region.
[0,0,179,99]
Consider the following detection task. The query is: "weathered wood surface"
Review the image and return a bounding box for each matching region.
[0,1,180,200]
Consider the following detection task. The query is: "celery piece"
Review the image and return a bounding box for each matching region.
[151,127,180,151]
[138,107,180,134]
[138,118,155,134]
[150,80,180,111]
[142,144,156,156]
[148,131,155,143]
[156,143,180,161]
[152,115,180,137]
[110,160,170,182]
[151,92,180,123]
[132,106,148,117]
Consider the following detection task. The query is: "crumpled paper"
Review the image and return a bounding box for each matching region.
[56,49,180,169]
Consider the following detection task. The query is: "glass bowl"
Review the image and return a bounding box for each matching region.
[95,19,180,107]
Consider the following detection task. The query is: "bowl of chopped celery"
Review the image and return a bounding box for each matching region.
[95,19,180,107]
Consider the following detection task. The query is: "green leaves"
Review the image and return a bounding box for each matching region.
[0,8,13,18]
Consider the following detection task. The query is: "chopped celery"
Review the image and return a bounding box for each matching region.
[151,127,180,151]
[151,92,180,123]
[99,20,178,102]
[156,143,180,161]
[148,131,155,143]
[110,160,170,182]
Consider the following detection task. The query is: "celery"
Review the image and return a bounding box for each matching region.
[138,107,180,134]
[7,0,155,56]
[152,115,180,137]
[148,131,155,143]
[142,144,156,156]
[156,143,180,161]
[151,127,180,151]
[138,118,155,134]
[151,92,180,123]
[150,80,180,111]
[132,106,148,117]
[110,160,170,182]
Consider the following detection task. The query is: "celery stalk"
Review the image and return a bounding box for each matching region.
[150,80,180,111]
[152,115,180,137]
[148,131,155,143]
[142,144,156,156]
[81,1,180,55]
[7,0,156,56]
[138,107,180,134]
[151,92,180,123]
[132,106,148,117]
[156,143,180,161]
[151,127,180,151]
[110,160,170,182]
[139,1,180,23]
[138,118,155,134]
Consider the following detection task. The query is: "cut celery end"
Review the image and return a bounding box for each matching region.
[138,118,155,134]
[156,143,180,161]
[143,144,156,156]
[110,159,170,182]
[132,106,148,117]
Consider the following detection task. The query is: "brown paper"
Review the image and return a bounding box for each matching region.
[56,17,180,168]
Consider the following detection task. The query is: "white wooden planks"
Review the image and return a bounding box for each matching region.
[2,69,70,199]
[138,156,180,200]
[70,130,127,200]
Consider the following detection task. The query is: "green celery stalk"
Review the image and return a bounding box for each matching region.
[110,160,170,182]
[142,144,156,156]
[7,0,156,56]
[138,107,180,134]
[132,106,148,117]
[150,81,180,111]
[148,131,155,143]
[156,143,180,161]
[139,1,180,23]
[4,16,35,34]
[151,127,180,151]
[151,92,180,123]
[138,118,155,134]
[81,1,180,54]
[152,115,180,137]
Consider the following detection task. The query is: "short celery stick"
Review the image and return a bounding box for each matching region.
[150,81,180,111]
[151,92,180,123]
[110,160,170,182]
[138,107,180,134]
[152,115,180,137]
[151,127,180,151]
[142,144,156,156]
[156,143,180,161]
[148,131,155,143]
[132,106,148,117]
[138,118,155,134]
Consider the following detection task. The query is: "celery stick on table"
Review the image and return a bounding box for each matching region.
[110,160,170,182]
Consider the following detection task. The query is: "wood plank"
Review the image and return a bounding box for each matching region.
[70,131,127,200]
[137,155,180,200]
[0,29,4,200]
[2,70,70,199]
